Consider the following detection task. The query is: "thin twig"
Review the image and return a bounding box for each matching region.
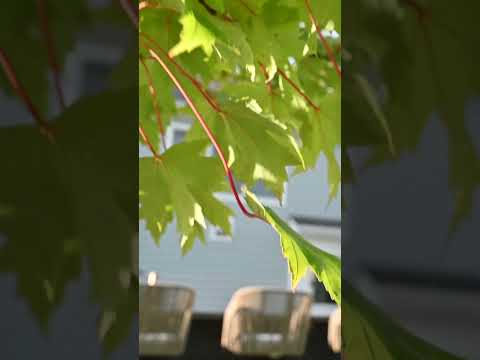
[147,44,262,220]
[141,33,224,114]
[139,125,163,163]
[304,0,342,78]
[237,0,257,16]
[199,0,235,22]
[0,48,53,140]
[400,0,430,24]
[276,67,321,112]
[258,61,273,94]
[119,0,138,28]
[140,56,166,150]
[36,0,65,111]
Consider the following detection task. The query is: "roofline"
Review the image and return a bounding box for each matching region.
[366,265,480,292]
[291,215,341,228]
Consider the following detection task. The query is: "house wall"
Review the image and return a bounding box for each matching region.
[140,206,290,314]
[139,156,341,314]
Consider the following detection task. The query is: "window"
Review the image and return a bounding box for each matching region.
[82,62,114,96]
[173,89,187,107]
[63,42,123,103]
[165,121,190,148]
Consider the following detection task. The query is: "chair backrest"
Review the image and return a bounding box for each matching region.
[221,287,313,357]
[139,284,195,337]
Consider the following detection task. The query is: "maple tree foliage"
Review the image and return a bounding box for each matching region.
[0,0,137,352]
[139,0,342,305]
[2,0,474,356]
[342,1,479,358]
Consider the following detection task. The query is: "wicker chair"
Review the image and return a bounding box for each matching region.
[139,284,195,356]
[221,287,313,358]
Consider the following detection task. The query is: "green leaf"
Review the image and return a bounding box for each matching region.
[139,140,232,248]
[169,11,217,57]
[354,74,395,155]
[245,191,341,304]
[204,0,225,13]
[344,281,462,359]
[0,89,137,333]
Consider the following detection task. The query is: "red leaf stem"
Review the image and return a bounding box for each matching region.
[36,0,65,111]
[139,125,163,163]
[0,48,53,140]
[258,61,273,94]
[237,0,257,16]
[146,44,261,220]
[140,56,166,149]
[276,66,321,112]
[141,33,224,114]
[119,0,138,28]
[304,0,342,78]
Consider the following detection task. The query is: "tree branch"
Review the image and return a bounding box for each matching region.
[276,66,321,112]
[304,0,342,78]
[119,0,138,28]
[400,0,430,24]
[146,44,262,220]
[237,0,257,16]
[36,0,65,111]
[258,61,273,94]
[139,125,163,163]
[0,48,54,140]
[140,56,166,150]
[199,0,235,22]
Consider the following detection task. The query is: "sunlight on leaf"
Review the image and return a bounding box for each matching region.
[245,191,341,304]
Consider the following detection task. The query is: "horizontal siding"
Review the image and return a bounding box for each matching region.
[140,207,290,313]
[287,155,341,221]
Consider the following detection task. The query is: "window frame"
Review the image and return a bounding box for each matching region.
[165,120,190,149]
[62,41,124,107]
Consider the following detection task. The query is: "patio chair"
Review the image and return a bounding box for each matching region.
[221,287,313,358]
[139,283,195,356]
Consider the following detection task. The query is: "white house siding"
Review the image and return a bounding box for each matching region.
[140,207,291,314]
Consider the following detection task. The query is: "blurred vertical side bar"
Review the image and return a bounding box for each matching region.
[342,0,480,358]
[0,0,138,358]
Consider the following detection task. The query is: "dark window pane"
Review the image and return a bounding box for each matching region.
[173,129,187,145]
[82,62,113,95]
[312,277,335,304]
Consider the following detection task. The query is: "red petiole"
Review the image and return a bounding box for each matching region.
[140,56,166,150]
[145,44,262,220]
[119,0,138,28]
[139,125,163,163]
[276,67,321,112]
[36,0,65,111]
[304,0,342,78]
[141,33,224,114]
[0,48,54,141]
